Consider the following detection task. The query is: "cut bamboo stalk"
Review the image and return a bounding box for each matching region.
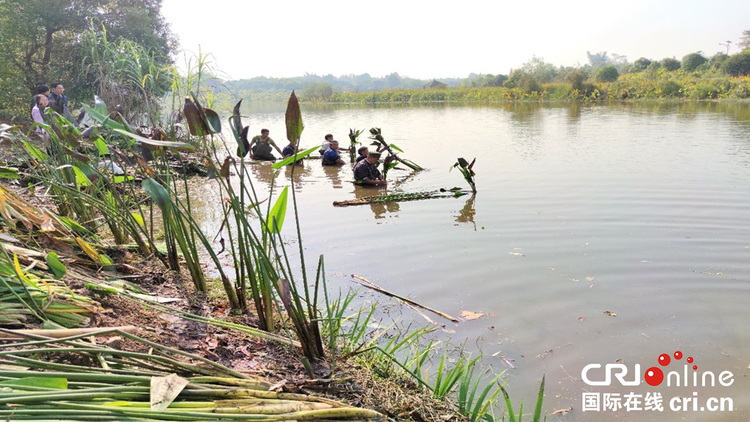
[0,326,137,340]
[351,275,459,323]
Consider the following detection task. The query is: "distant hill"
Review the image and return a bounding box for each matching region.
[221,73,463,95]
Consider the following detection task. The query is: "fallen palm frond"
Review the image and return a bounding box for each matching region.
[333,188,469,206]
[0,329,382,421]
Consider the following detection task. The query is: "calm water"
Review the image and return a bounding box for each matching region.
[190,101,750,421]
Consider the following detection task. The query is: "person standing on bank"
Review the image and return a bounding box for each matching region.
[31,94,48,134]
[353,151,387,186]
[322,140,346,165]
[30,84,49,112]
[48,83,68,115]
[248,128,282,161]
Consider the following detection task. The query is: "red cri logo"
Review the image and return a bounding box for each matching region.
[645,351,696,386]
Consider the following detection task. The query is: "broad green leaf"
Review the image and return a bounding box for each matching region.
[93,95,108,116]
[0,166,19,180]
[59,217,90,235]
[204,108,222,134]
[23,140,48,161]
[285,91,304,142]
[113,175,134,183]
[99,253,115,271]
[112,129,196,152]
[93,137,110,156]
[72,166,91,187]
[45,252,67,279]
[389,143,404,153]
[265,186,289,233]
[271,146,318,169]
[142,178,171,212]
[0,377,68,390]
[131,212,145,227]
[83,104,128,132]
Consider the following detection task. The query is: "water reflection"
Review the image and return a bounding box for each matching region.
[454,194,476,229]
[283,162,313,191]
[352,185,399,219]
[321,165,347,189]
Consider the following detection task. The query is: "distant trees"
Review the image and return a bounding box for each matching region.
[660,58,681,71]
[740,29,750,51]
[594,66,619,82]
[565,69,588,90]
[630,58,652,72]
[681,53,707,71]
[722,51,750,76]
[301,82,333,100]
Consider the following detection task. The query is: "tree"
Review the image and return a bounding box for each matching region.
[594,65,619,82]
[519,56,557,83]
[630,57,652,72]
[0,0,176,118]
[722,51,750,76]
[740,29,750,51]
[661,58,681,71]
[681,53,707,71]
[586,51,610,70]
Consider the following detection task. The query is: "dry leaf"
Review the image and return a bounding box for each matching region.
[603,310,617,317]
[586,276,594,281]
[578,316,586,321]
[40,217,55,232]
[460,310,486,320]
[509,252,525,257]
[616,359,625,364]
[548,267,555,271]
[549,407,572,416]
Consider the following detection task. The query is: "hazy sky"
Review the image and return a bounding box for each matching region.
[161,0,749,80]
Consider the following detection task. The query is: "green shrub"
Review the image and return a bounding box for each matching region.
[630,57,652,72]
[658,80,683,97]
[661,58,681,71]
[681,53,708,72]
[722,52,750,76]
[594,65,619,82]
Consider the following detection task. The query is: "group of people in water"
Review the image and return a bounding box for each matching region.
[30,83,70,134]
[248,130,387,186]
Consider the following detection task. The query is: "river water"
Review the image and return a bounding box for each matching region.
[188,101,750,421]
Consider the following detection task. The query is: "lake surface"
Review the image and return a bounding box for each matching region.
[189,101,750,421]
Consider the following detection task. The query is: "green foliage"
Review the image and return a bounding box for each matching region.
[518,56,557,83]
[681,53,708,72]
[0,0,175,120]
[565,69,588,90]
[661,57,681,71]
[301,82,334,101]
[740,29,750,51]
[594,65,619,82]
[630,57,652,72]
[504,71,541,93]
[722,51,750,76]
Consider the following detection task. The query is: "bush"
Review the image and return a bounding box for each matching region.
[659,80,683,97]
[594,65,619,82]
[661,58,681,71]
[565,69,588,90]
[722,52,750,76]
[681,53,707,72]
[630,57,652,72]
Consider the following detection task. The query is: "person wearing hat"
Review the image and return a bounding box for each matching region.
[353,151,387,186]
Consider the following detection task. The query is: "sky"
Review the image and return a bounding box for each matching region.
[161,0,750,81]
